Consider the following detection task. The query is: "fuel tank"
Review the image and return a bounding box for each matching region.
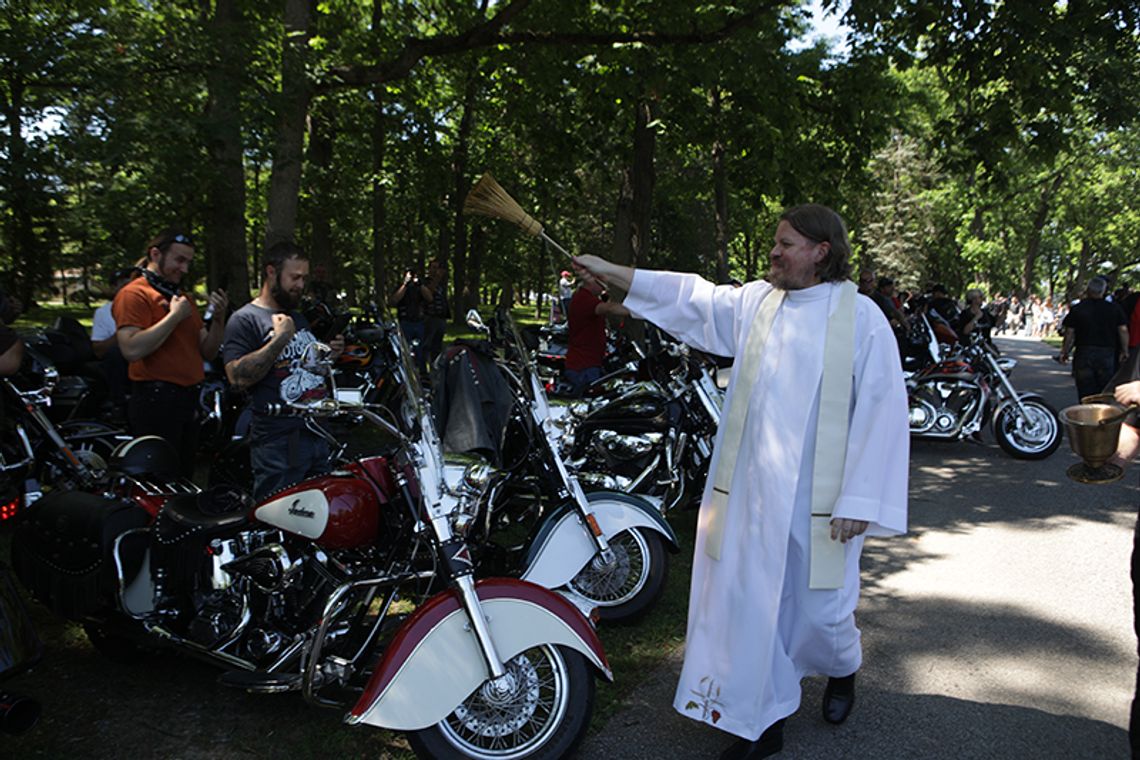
[575,384,678,439]
[253,457,396,550]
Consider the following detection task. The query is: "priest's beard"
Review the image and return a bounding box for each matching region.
[768,266,819,291]
[271,273,303,311]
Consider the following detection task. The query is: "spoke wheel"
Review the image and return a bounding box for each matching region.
[568,527,668,623]
[37,421,119,491]
[408,645,594,760]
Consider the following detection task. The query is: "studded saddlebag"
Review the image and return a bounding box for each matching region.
[11,491,150,619]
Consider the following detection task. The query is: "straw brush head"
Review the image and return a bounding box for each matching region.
[463,172,544,237]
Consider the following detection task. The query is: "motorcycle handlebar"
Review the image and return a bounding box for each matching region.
[261,399,339,417]
[263,398,412,447]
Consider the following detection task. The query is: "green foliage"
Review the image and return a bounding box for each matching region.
[1,0,1138,314]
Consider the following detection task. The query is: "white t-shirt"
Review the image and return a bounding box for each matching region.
[91,302,116,341]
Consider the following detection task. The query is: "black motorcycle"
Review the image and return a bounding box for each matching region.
[558,340,722,514]
[0,343,127,524]
[434,310,679,623]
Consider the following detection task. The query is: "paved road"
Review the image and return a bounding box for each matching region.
[579,335,1134,759]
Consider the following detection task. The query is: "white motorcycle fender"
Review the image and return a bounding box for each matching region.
[521,493,676,591]
[346,578,611,732]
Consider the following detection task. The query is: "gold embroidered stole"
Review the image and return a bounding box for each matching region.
[703,282,857,590]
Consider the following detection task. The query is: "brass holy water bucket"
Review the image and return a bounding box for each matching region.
[1061,397,1133,483]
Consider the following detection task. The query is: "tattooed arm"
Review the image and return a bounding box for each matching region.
[225,313,295,391]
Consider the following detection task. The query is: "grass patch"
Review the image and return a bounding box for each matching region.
[590,507,695,727]
[12,300,97,330]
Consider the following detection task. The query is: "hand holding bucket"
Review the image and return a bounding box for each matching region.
[1061,394,1138,483]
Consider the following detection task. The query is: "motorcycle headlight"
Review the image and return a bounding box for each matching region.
[463,461,494,491]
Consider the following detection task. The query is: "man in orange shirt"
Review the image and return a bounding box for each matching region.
[113,228,228,473]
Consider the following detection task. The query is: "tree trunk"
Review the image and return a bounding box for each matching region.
[1071,237,1092,304]
[630,99,656,270]
[611,99,656,275]
[265,0,314,248]
[609,99,656,342]
[202,0,250,303]
[612,169,634,269]
[711,87,729,283]
[363,0,388,308]
[370,92,388,308]
[450,58,481,322]
[1019,173,1065,297]
[2,75,46,307]
[306,103,335,283]
[466,225,486,314]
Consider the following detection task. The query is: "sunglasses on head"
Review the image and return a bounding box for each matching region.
[155,232,195,250]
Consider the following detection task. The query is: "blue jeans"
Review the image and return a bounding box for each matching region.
[563,366,602,398]
[249,425,331,501]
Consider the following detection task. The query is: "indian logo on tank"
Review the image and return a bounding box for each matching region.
[255,488,330,539]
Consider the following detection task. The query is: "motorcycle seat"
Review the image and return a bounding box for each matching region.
[158,490,251,536]
[917,370,977,383]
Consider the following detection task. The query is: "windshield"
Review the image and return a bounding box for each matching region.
[388,322,425,431]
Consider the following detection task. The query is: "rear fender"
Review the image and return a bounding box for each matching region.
[346,578,610,731]
[521,491,678,590]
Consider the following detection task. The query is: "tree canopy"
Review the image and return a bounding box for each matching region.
[2,0,1138,311]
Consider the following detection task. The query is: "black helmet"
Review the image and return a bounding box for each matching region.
[110,436,181,479]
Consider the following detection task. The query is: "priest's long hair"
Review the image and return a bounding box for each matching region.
[780,204,852,284]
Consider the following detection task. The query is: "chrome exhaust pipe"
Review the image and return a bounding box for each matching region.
[0,690,41,735]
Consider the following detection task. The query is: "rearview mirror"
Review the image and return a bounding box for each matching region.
[466,309,487,333]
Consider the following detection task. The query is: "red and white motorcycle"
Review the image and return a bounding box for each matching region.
[12,327,609,758]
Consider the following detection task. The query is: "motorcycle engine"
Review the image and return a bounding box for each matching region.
[180,534,290,648]
[185,587,246,648]
[589,430,662,476]
[224,543,299,592]
[909,380,980,435]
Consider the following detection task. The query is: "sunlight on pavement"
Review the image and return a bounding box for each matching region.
[878,516,1134,725]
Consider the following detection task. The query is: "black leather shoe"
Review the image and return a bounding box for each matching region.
[718,719,784,759]
[822,673,856,725]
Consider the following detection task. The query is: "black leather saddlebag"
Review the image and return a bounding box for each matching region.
[10,491,150,619]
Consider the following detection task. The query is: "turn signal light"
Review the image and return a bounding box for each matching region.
[0,497,21,522]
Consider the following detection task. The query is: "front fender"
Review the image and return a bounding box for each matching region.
[521,491,678,591]
[346,578,611,732]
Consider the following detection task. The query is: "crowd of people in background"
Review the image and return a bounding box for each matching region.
[8,224,1140,479]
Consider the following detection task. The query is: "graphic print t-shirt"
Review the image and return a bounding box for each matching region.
[223,303,328,434]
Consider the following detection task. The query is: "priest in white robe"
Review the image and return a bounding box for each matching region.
[573,204,908,759]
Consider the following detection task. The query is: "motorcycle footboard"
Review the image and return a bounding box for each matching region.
[346,578,610,731]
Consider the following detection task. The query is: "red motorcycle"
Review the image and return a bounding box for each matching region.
[11,328,609,758]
